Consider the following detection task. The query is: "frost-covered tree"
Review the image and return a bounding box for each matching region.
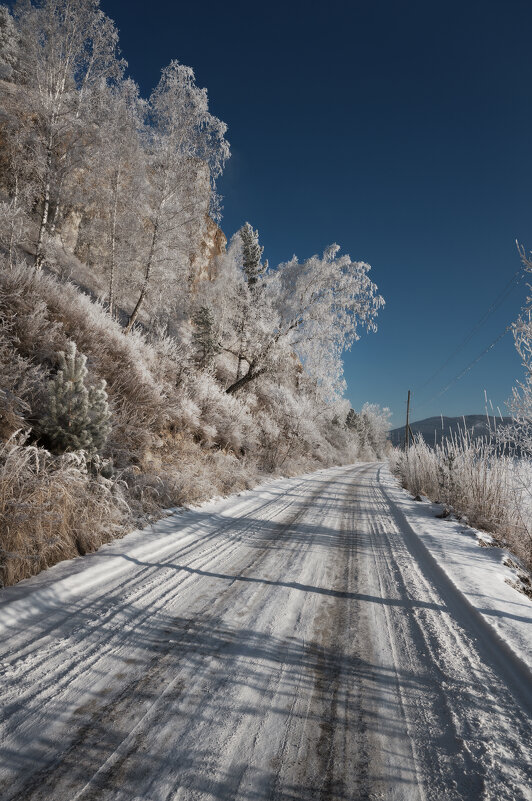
[240,222,267,288]
[346,404,390,458]
[0,6,36,263]
[40,342,111,453]
[273,246,384,396]
[0,5,19,79]
[77,78,147,316]
[213,241,383,396]
[125,60,229,333]
[192,305,220,369]
[346,408,359,431]
[225,223,269,380]
[11,0,123,267]
[200,233,274,390]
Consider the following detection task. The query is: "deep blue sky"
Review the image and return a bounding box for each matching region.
[102,0,532,426]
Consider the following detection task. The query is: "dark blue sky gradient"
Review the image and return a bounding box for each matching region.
[101,0,532,426]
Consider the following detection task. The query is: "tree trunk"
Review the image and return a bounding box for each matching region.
[225,363,265,395]
[124,217,158,334]
[236,320,245,381]
[108,169,120,318]
[234,287,247,380]
[35,130,54,270]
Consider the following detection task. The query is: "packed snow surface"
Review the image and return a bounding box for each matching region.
[0,463,531,800]
[380,469,532,670]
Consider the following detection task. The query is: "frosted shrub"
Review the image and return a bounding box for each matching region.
[253,382,318,471]
[506,460,532,566]
[186,371,256,454]
[40,342,111,453]
[390,438,437,498]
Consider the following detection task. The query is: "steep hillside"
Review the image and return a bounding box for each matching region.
[0,1,389,587]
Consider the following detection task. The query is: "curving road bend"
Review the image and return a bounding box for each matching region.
[0,463,530,800]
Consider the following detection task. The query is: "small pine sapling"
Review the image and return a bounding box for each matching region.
[40,342,111,453]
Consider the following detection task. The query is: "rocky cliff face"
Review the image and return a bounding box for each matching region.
[189,214,227,286]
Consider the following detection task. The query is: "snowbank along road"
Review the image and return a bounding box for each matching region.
[0,463,531,800]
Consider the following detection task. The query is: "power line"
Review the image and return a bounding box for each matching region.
[416,325,511,410]
[418,266,524,392]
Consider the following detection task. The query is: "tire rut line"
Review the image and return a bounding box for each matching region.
[360,464,429,801]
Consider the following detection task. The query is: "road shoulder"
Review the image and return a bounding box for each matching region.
[378,464,532,672]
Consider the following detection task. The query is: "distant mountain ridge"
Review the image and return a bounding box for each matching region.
[389,415,513,448]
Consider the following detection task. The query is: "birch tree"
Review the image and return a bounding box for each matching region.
[78,78,147,316]
[125,60,229,333]
[219,243,384,396]
[0,6,36,264]
[12,0,123,267]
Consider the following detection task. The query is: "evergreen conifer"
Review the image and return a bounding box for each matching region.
[240,222,267,287]
[41,342,111,453]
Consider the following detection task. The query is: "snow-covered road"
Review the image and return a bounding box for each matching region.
[1,463,531,800]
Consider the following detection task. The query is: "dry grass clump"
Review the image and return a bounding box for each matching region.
[392,433,532,570]
[0,327,44,440]
[0,435,130,587]
[131,434,260,509]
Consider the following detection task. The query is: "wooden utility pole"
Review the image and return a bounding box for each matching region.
[405,390,411,451]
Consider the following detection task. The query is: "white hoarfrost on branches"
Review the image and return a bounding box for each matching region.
[79,78,147,318]
[124,60,230,332]
[0,0,388,586]
[347,403,391,459]
[207,238,384,397]
[10,0,124,267]
[274,246,383,394]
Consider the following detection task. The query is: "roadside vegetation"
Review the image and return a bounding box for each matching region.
[0,1,389,586]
